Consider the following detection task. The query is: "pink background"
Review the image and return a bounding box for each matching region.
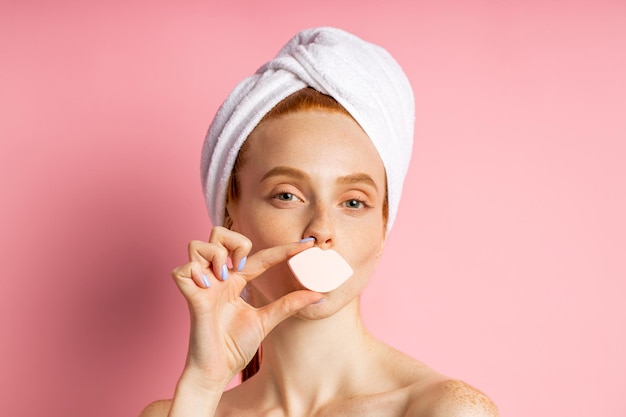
[1,1,625,416]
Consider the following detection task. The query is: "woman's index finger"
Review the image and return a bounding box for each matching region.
[238,240,315,283]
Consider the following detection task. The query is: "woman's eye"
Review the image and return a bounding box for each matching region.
[344,199,365,209]
[275,192,298,202]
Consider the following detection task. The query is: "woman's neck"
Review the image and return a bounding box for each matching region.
[251,297,377,413]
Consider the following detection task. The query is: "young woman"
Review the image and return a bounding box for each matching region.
[141,27,498,417]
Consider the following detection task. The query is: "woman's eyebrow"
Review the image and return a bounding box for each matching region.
[260,166,309,182]
[261,168,377,191]
[336,173,378,191]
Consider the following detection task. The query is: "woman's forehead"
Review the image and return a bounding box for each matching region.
[244,111,385,180]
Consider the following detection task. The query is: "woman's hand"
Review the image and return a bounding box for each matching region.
[171,227,322,392]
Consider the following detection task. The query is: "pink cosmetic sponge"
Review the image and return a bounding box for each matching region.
[287,247,353,292]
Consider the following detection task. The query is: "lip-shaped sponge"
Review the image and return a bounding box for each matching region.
[287,247,353,292]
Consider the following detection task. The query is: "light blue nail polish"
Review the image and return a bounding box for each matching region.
[237,256,247,271]
[300,237,315,243]
[313,298,325,304]
[221,264,229,281]
[202,274,210,288]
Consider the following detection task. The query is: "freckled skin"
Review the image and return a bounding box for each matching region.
[411,380,499,417]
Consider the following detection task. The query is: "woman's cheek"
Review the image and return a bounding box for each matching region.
[247,204,303,247]
[349,221,385,263]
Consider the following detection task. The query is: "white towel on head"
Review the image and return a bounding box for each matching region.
[201,27,415,233]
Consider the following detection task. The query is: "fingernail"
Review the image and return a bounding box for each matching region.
[312,298,325,304]
[237,256,247,271]
[300,237,315,243]
[221,264,229,281]
[202,274,210,288]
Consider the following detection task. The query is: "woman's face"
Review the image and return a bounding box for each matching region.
[228,110,387,315]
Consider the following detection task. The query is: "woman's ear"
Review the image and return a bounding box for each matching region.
[224,201,237,230]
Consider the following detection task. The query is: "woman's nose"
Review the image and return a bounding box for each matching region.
[302,204,335,248]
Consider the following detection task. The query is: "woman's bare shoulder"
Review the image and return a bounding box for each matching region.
[138,399,172,417]
[406,378,499,417]
[371,344,497,416]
